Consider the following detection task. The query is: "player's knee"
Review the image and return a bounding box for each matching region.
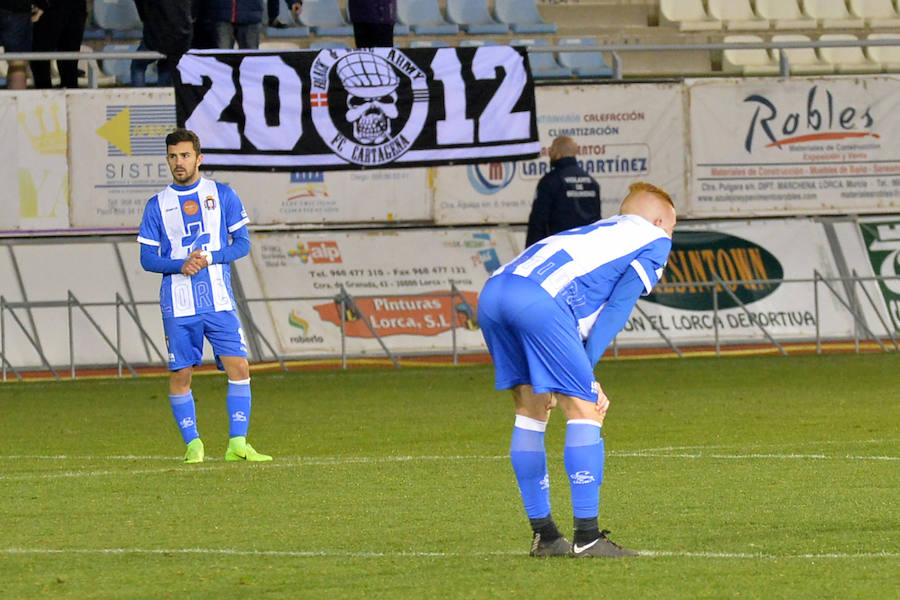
[559,394,601,422]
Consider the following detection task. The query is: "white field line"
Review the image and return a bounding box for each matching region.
[0,450,897,482]
[1,547,898,560]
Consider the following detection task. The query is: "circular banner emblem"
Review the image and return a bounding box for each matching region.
[310,48,429,166]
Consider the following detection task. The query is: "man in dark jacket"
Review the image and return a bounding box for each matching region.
[210,0,262,49]
[31,0,87,88]
[131,0,192,86]
[0,0,48,89]
[525,136,602,248]
[349,0,396,48]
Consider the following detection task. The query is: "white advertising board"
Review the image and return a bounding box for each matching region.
[248,228,520,356]
[688,77,900,217]
[619,218,857,346]
[0,91,69,231]
[67,89,178,229]
[67,89,430,229]
[433,83,688,224]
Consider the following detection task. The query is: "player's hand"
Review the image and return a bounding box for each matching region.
[181,250,205,276]
[30,6,43,22]
[291,2,302,19]
[595,386,610,424]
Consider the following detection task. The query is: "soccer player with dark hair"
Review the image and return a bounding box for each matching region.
[137,128,271,464]
[478,181,676,557]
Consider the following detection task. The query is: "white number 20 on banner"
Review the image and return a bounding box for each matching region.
[174,46,540,171]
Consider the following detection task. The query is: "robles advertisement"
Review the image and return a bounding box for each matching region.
[688,77,900,217]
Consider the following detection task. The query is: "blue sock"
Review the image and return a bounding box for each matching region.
[510,415,551,520]
[227,379,252,438]
[170,391,199,444]
[564,420,604,519]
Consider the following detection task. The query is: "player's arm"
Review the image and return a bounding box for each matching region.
[209,225,250,265]
[140,243,189,274]
[583,268,646,366]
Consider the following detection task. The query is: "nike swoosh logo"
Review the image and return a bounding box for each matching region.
[165,207,178,212]
[573,539,599,554]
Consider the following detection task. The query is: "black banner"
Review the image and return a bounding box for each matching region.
[174,46,539,171]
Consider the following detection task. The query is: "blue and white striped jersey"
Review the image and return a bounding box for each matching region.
[137,177,249,318]
[491,214,671,340]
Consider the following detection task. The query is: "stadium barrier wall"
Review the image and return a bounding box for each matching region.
[1,216,898,374]
[4,77,900,233]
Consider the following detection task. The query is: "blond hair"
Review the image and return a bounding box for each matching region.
[623,181,674,208]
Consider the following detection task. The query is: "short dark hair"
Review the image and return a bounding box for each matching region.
[165,128,201,155]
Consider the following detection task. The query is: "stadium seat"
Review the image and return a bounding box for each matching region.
[818,33,882,72]
[511,38,572,79]
[722,35,780,76]
[865,33,900,71]
[556,37,614,78]
[770,34,834,74]
[801,0,866,28]
[259,41,302,50]
[74,44,117,87]
[99,43,139,86]
[265,4,311,40]
[459,38,499,47]
[493,0,556,34]
[754,0,817,30]
[446,0,510,34]
[346,2,410,36]
[707,0,769,30]
[848,0,900,27]
[397,0,459,35]
[298,0,354,36]
[94,0,143,33]
[408,39,450,48]
[309,40,352,50]
[659,0,722,31]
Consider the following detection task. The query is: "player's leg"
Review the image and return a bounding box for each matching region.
[510,385,570,556]
[205,311,272,462]
[164,316,205,463]
[557,391,637,557]
[479,274,568,556]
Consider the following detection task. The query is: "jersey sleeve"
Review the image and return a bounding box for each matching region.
[217,182,250,233]
[136,196,162,246]
[629,236,672,296]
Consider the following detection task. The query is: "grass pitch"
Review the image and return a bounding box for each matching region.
[1,354,898,599]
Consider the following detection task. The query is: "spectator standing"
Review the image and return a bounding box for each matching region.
[525,136,602,248]
[210,0,263,50]
[349,0,396,48]
[31,0,87,89]
[0,0,47,89]
[131,0,193,87]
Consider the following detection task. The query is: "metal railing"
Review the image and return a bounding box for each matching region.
[1,36,898,86]
[1,273,896,381]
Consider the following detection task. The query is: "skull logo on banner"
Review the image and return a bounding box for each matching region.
[335,53,399,145]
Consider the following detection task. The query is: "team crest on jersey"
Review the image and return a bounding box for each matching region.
[183,200,200,215]
[204,196,216,210]
[310,48,429,166]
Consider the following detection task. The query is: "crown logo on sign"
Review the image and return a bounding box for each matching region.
[18,103,66,155]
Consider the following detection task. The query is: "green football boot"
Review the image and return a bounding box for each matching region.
[183,438,204,464]
[225,436,272,462]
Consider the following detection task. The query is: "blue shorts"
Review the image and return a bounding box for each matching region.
[163,310,247,371]
[0,9,33,53]
[477,273,598,402]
